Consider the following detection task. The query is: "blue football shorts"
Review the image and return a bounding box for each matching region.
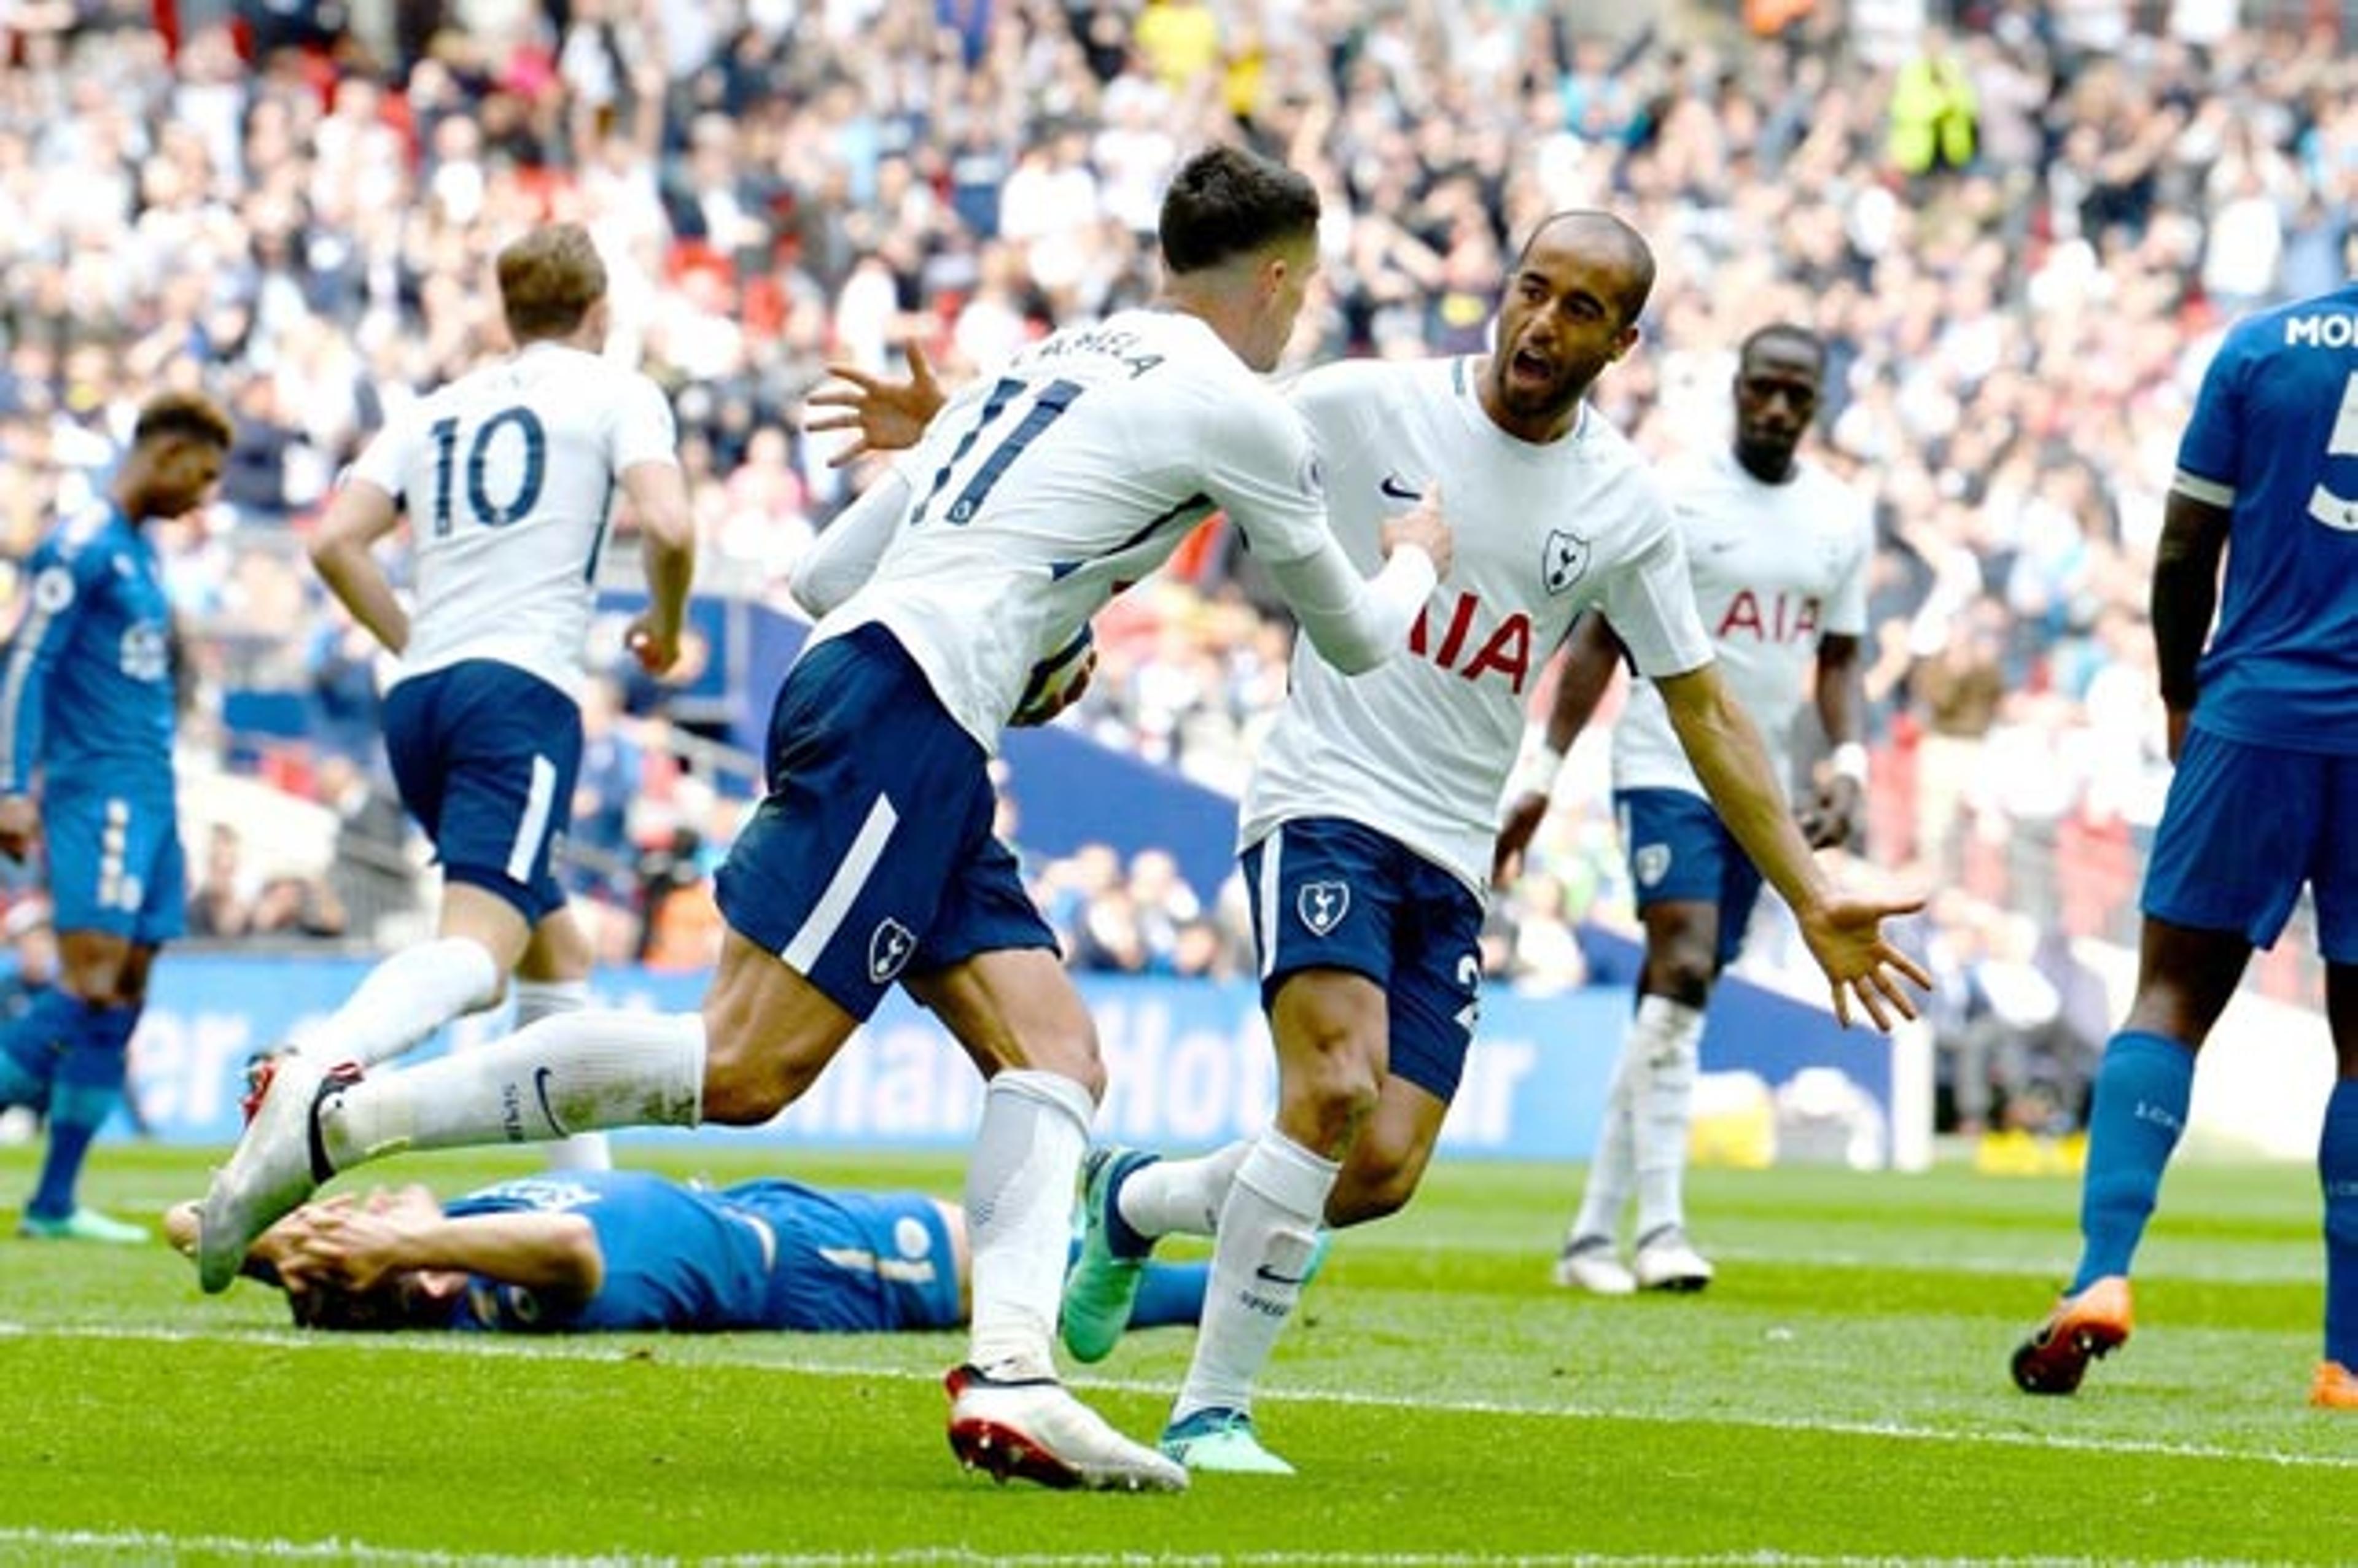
[1615,786,1764,971]
[715,623,1055,1020]
[734,1181,965,1332]
[384,660,584,923]
[1241,815,1485,1104]
[43,784,185,944]
[2142,728,2358,963]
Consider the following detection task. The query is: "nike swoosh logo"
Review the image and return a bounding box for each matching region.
[1253,1263,1309,1286]
[532,1067,570,1137]
[1379,474,1423,502]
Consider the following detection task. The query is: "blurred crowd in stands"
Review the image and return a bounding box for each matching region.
[2,0,2352,1134]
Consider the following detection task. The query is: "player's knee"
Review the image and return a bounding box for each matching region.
[1328,1150,1423,1227]
[1646,943,1716,1004]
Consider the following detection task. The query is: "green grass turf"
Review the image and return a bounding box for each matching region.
[0,1140,2348,1565]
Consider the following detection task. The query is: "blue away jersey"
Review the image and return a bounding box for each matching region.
[2174,285,2358,753]
[444,1171,960,1333]
[0,503,177,796]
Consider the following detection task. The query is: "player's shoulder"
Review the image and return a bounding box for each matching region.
[44,501,121,564]
[2218,285,2358,365]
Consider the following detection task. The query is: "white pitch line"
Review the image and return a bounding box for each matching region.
[3,1321,2349,1472]
[0,1531,2305,1568]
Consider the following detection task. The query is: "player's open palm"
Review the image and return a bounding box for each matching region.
[1794,891,1931,1033]
[806,340,945,465]
[1382,484,1454,581]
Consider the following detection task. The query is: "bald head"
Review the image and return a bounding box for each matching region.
[1514,211,1656,329]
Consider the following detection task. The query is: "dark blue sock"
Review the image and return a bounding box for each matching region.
[0,986,82,1108]
[1130,1260,1211,1329]
[28,1003,136,1222]
[2073,1030,2195,1291]
[2321,1079,2358,1368]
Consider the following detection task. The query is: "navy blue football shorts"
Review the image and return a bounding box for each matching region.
[1240,815,1485,1104]
[384,660,583,923]
[716,623,1055,1019]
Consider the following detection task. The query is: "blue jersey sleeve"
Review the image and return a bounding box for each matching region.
[2175,332,2251,494]
[0,538,96,794]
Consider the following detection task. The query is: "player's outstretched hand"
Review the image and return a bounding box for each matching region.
[805,340,946,466]
[1794,890,1932,1032]
[1381,483,1454,581]
[626,615,681,677]
[0,794,36,863]
[1492,791,1547,888]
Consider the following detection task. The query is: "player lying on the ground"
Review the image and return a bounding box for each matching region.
[166,1168,1210,1336]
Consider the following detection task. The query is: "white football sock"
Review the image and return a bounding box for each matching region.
[1116,1138,1250,1240]
[512,980,610,1172]
[290,937,502,1069]
[1631,995,1706,1241]
[964,1069,1094,1381]
[316,1010,704,1173]
[1569,1043,1636,1248]
[1172,1128,1337,1424]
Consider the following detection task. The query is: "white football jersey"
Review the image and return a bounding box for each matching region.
[349,342,679,701]
[1611,445,1872,798]
[809,309,1337,753]
[1240,357,1714,894]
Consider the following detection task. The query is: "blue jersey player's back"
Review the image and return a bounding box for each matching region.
[0,503,177,800]
[2174,284,2358,752]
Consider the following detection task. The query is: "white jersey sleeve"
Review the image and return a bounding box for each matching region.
[376,344,680,701]
[807,309,1400,755]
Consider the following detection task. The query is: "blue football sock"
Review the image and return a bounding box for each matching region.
[0,986,82,1108]
[1130,1260,1211,1330]
[28,1003,136,1223]
[2320,1079,2358,1368]
[2072,1030,2195,1291]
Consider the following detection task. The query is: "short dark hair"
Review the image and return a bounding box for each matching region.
[497,222,608,342]
[132,391,234,451]
[1158,145,1321,275]
[1513,210,1657,328]
[1738,322,1829,375]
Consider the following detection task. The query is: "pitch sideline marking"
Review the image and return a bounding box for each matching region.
[1,1320,2349,1472]
[0,1530,2303,1568]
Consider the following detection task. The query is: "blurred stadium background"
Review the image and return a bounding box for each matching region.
[0,0,2346,1171]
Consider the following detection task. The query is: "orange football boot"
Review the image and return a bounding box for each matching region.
[2310,1360,2358,1410]
[2011,1275,2134,1395]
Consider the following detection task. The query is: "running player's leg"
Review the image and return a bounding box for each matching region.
[18,929,142,1241]
[905,834,1185,1491]
[514,902,607,1171]
[1563,790,1720,1290]
[1161,820,1405,1474]
[279,667,584,1072]
[2309,754,2358,1406]
[2319,960,2358,1407]
[17,789,175,1243]
[2014,731,2274,1393]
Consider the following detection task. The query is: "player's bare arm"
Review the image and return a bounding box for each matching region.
[1799,631,1867,849]
[1656,662,1928,1030]
[274,1187,604,1300]
[2150,488,2230,763]
[618,459,696,677]
[309,477,412,655]
[804,340,946,465]
[1493,611,1625,887]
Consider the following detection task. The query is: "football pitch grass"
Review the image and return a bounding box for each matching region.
[1,1141,2349,1566]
